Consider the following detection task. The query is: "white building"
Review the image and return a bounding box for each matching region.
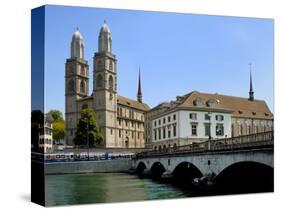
[38,118,53,153]
[147,89,273,150]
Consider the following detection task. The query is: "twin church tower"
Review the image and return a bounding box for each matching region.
[65,21,149,148]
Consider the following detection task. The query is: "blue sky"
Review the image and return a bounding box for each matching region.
[44,5,274,114]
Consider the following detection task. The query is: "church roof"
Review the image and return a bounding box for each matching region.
[117,95,150,111]
[178,91,273,120]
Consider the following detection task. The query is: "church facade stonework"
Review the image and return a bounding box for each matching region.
[65,22,149,148]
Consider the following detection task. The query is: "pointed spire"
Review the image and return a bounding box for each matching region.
[249,63,254,101]
[137,66,143,103]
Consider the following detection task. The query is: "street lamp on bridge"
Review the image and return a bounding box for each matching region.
[208,112,212,151]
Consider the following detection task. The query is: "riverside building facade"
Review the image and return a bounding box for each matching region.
[146,88,273,150]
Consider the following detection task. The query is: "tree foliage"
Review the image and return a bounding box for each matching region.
[74,108,103,146]
[47,109,65,141]
[52,120,65,141]
[48,110,63,122]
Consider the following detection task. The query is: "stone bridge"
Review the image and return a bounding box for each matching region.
[133,131,273,187]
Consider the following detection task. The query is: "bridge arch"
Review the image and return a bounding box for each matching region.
[172,161,203,186]
[136,161,147,175]
[215,161,273,194]
[150,161,166,179]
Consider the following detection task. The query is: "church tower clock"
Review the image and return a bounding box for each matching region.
[93,21,118,147]
[65,29,89,145]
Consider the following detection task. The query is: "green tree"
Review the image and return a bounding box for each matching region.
[52,120,65,141]
[47,109,65,142]
[74,108,103,146]
[48,110,63,122]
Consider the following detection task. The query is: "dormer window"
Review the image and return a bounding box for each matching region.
[265,113,269,116]
[252,112,256,115]
[193,97,202,106]
[206,99,215,107]
[238,110,243,114]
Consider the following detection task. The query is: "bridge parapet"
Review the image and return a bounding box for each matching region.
[136,131,273,159]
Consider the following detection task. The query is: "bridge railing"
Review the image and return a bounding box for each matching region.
[135,131,273,159]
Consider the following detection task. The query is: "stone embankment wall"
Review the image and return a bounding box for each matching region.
[45,159,132,174]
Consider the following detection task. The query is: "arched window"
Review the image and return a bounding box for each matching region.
[231,124,234,137]
[125,137,129,148]
[68,80,75,94]
[80,81,85,93]
[109,75,113,91]
[240,125,243,135]
[109,60,113,70]
[97,60,103,70]
[97,74,103,88]
[80,66,85,76]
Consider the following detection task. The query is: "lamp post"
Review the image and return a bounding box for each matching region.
[86,122,90,161]
[208,112,212,151]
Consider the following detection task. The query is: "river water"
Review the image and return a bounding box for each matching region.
[45,173,192,206]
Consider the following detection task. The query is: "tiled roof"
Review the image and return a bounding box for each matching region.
[178,91,273,119]
[117,95,150,111]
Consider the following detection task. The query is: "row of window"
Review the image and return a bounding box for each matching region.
[68,80,87,94]
[154,143,177,151]
[118,119,143,129]
[113,129,143,139]
[190,123,224,136]
[154,125,177,141]
[189,113,224,121]
[117,108,144,121]
[39,128,52,136]
[232,124,271,136]
[96,60,114,71]
[68,64,87,76]
[39,138,53,145]
[154,114,177,127]
[96,74,114,89]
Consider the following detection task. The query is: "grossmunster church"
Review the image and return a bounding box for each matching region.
[65,21,149,148]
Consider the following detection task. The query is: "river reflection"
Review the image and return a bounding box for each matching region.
[45,173,189,206]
